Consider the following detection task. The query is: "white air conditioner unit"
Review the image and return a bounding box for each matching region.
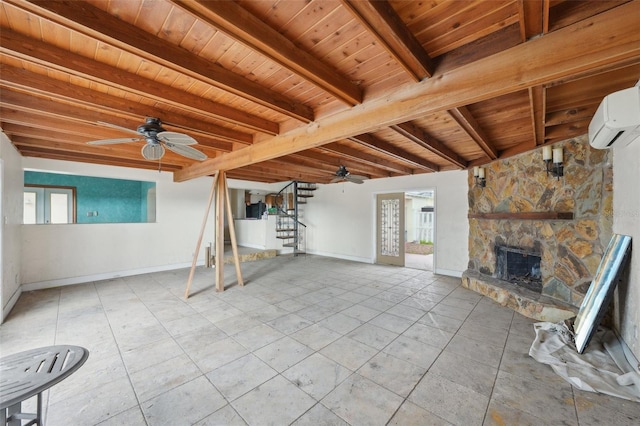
[588,86,640,149]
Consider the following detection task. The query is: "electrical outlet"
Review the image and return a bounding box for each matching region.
[15,273,19,284]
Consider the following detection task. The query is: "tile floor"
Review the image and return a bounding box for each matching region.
[1,255,639,425]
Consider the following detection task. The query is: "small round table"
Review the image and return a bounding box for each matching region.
[0,345,89,426]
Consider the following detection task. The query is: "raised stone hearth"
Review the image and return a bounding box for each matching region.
[462,269,577,322]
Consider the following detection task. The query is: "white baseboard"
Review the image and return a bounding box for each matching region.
[2,286,22,324]
[20,257,463,292]
[305,249,373,264]
[434,268,463,278]
[235,242,266,250]
[21,261,204,292]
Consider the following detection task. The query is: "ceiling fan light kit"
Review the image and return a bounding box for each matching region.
[141,143,165,161]
[87,118,207,161]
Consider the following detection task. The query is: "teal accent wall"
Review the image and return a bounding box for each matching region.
[24,172,156,223]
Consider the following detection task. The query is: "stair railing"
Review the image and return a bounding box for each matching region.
[275,181,308,255]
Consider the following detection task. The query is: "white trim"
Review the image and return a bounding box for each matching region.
[305,249,373,264]
[21,261,204,292]
[434,268,463,278]
[20,253,463,292]
[237,242,267,250]
[2,286,21,322]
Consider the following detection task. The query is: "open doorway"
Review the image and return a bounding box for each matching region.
[405,190,435,271]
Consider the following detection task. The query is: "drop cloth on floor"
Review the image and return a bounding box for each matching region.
[529,321,640,402]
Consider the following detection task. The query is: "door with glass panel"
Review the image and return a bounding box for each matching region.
[376,192,405,266]
[24,186,75,224]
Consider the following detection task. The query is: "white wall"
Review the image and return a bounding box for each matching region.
[306,171,469,276]
[612,140,640,361]
[19,158,281,290]
[0,133,23,322]
[20,159,216,289]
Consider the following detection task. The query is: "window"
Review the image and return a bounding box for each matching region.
[23,185,76,224]
[24,171,156,224]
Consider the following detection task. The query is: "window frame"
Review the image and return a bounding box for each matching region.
[24,184,77,224]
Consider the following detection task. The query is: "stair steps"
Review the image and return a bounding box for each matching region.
[274,181,316,255]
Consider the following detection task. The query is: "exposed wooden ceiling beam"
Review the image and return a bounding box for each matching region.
[0,87,237,152]
[518,0,545,41]
[447,107,498,160]
[226,172,273,183]
[1,123,88,144]
[545,104,597,127]
[547,0,629,33]
[543,0,551,33]
[390,123,467,168]
[257,157,325,178]
[0,28,279,135]
[17,146,183,171]
[529,85,546,147]
[233,162,323,183]
[227,165,290,182]
[167,2,640,180]
[171,0,362,106]
[545,120,591,144]
[12,0,314,123]
[311,149,382,178]
[293,149,382,179]
[260,158,331,180]
[286,153,342,176]
[348,133,439,172]
[0,64,252,145]
[0,108,123,140]
[12,135,194,166]
[340,0,434,81]
[319,142,412,175]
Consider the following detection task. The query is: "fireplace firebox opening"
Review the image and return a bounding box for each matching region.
[495,245,542,293]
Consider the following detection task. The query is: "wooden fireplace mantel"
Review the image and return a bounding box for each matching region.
[467,212,574,220]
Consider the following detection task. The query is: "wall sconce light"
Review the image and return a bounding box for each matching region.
[542,146,563,179]
[473,166,486,187]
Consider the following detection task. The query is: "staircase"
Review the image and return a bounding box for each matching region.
[275,181,316,255]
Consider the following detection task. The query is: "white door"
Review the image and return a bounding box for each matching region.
[376,192,405,266]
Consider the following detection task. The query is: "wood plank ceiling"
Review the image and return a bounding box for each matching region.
[1,0,639,183]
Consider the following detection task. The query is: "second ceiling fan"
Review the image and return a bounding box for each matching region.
[331,165,368,184]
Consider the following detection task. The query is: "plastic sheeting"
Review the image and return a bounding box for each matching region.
[530,322,640,402]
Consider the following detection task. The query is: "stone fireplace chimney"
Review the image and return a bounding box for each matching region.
[462,135,612,321]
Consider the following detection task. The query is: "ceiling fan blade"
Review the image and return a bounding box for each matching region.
[157,131,197,145]
[87,137,142,145]
[345,175,365,184]
[348,174,368,181]
[330,176,344,183]
[97,121,140,135]
[164,143,207,161]
[141,143,165,160]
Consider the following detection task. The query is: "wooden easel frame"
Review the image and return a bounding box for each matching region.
[184,171,243,298]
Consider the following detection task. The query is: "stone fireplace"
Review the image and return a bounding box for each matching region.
[462,135,613,321]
